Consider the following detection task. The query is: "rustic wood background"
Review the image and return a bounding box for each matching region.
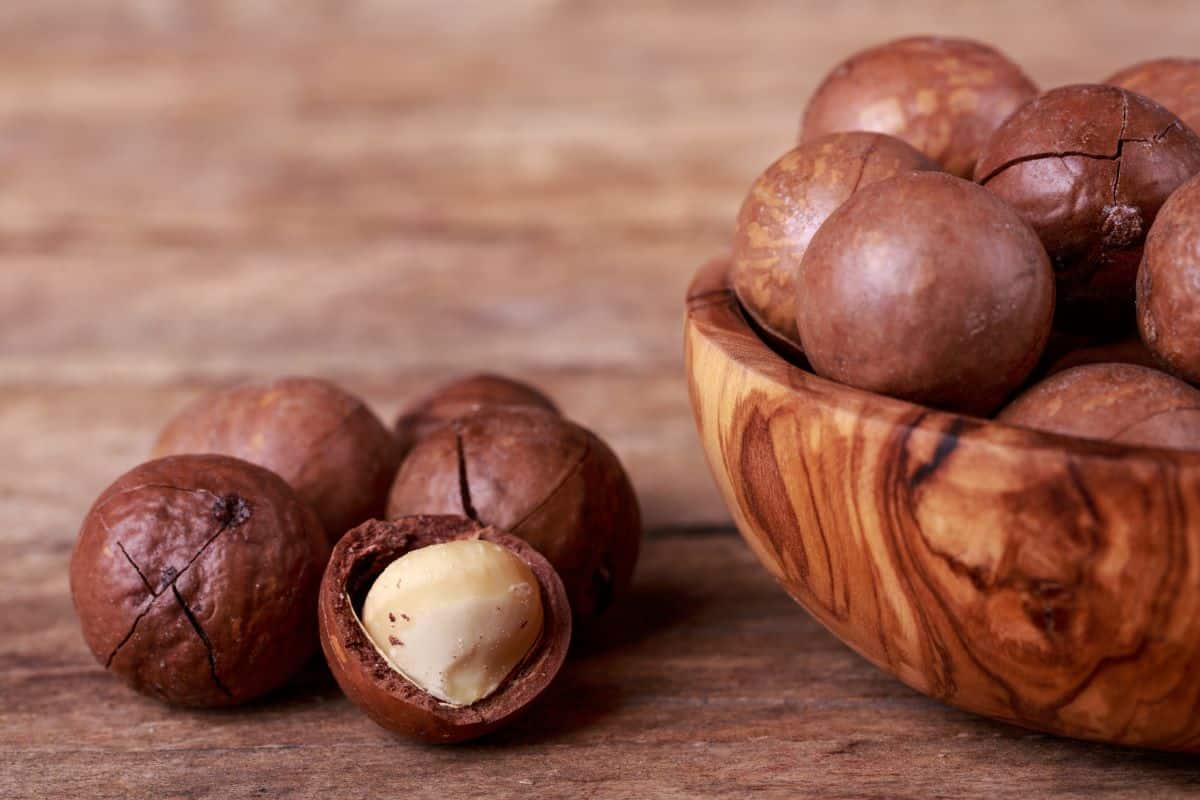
[4,1,1200,797]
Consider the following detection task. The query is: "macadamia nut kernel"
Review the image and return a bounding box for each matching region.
[360,538,544,707]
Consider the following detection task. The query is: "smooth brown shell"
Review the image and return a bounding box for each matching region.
[976,84,1200,331]
[318,515,571,744]
[394,373,559,456]
[796,171,1055,416]
[801,36,1037,178]
[731,132,938,352]
[1137,173,1200,383]
[1107,58,1200,135]
[153,376,400,545]
[386,407,641,625]
[69,455,329,707]
[998,363,1200,449]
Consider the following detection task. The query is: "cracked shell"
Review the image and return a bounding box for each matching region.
[153,376,400,545]
[394,373,558,457]
[731,131,938,353]
[801,36,1037,178]
[1107,58,1200,136]
[998,363,1200,449]
[385,407,641,628]
[69,454,330,707]
[975,84,1200,331]
[319,515,571,743]
[797,172,1055,416]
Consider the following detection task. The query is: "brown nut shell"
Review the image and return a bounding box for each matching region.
[1042,335,1158,377]
[1107,58,1200,135]
[731,132,938,351]
[1137,173,1200,383]
[998,363,1200,449]
[801,36,1037,177]
[69,454,329,707]
[386,407,641,626]
[318,515,571,744]
[153,377,400,545]
[976,84,1200,331]
[394,373,558,456]
[797,171,1055,416]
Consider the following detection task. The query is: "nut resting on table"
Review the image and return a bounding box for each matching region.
[69,372,638,743]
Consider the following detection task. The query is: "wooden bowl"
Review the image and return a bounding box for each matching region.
[684,258,1200,752]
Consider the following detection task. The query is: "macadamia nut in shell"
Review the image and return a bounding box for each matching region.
[998,363,1200,449]
[976,84,1200,330]
[732,132,937,351]
[360,538,544,707]
[387,407,641,626]
[153,376,399,544]
[801,36,1037,177]
[796,172,1055,416]
[1107,58,1200,135]
[69,455,329,707]
[1137,173,1200,383]
[319,516,571,743]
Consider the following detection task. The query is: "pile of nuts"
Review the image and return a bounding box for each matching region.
[69,374,641,743]
[733,37,1200,446]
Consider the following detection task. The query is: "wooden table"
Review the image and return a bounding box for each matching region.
[4,2,1200,797]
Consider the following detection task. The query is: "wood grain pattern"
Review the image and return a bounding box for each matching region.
[686,259,1200,752]
[8,1,1200,796]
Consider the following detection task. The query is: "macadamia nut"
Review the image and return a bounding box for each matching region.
[360,538,544,707]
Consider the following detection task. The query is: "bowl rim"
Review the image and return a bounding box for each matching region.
[686,256,1200,468]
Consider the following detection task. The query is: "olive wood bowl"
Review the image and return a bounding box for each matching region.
[684,258,1200,752]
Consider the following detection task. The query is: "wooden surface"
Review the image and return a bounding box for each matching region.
[5,1,1200,797]
[687,258,1200,752]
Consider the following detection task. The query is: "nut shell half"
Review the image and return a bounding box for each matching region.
[318,515,571,743]
[70,454,329,707]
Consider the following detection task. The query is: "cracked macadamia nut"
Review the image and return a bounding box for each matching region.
[976,84,1200,330]
[1107,58,1200,135]
[360,538,544,707]
[731,132,938,352]
[70,455,329,707]
[153,376,399,545]
[998,363,1200,449]
[797,172,1055,416]
[387,406,641,627]
[394,373,558,456]
[1137,174,1200,384]
[319,516,571,743]
[801,36,1037,177]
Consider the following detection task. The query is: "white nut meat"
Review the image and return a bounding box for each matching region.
[360,538,544,706]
